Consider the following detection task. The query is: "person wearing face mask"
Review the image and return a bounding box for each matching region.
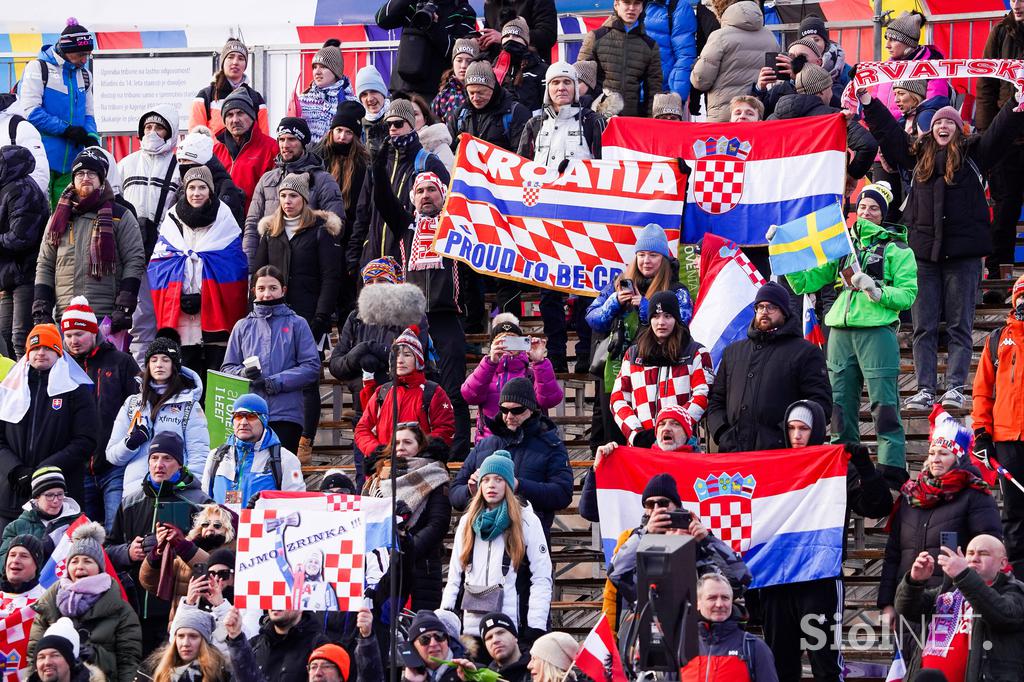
[862,89,1024,415]
[447,60,532,154]
[288,40,357,146]
[974,274,1024,578]
[222,268,320,455]
[32,148,145,333]
[190,38,270,138]
[149,165,248,381]
[492,18,547,113]
[432,38,479,122]
[118,106,182,259]
[212,88,279,216]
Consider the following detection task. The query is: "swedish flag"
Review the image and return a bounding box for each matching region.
[767,203,853,276]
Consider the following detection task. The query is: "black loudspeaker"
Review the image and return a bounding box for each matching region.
[636,532,699,672]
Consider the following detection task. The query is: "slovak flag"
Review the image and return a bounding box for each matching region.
[39,516,127,599]
[689,233,766,368]
[803,294,826,347]
[573,613,627,682]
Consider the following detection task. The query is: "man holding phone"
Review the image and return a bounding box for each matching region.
[601,473,751,635]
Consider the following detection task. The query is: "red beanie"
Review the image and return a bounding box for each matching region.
[60,296,99,335]
[309,644,350,680]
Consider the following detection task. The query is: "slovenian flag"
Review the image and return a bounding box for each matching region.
[601,114,847,245]
[803,294,826,347]
[594,445,849,588]
[689,233,766,368]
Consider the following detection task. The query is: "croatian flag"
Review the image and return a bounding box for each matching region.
[594,445,848,588]
[601,115,847,245]
[689,234,766,368]
[40,516,127,598]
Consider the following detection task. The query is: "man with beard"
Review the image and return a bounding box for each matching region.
[706,282,832,453]
[372,162,471,459]
[225,605,330,682]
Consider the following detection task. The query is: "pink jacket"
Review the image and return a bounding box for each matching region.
[873,45,950,120]
[461,353,564,442]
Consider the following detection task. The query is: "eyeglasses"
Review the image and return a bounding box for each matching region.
[499,405,529,416]
[307,661,339,673]
[754,303,781,313]
[416,632,448,646]
[643,498,672,510]
[386,119,407,129]
[208,569,233,580]
[73,170,99,179]
[199,521,224,530]
[232,412,260,423]
[40,492,66,502]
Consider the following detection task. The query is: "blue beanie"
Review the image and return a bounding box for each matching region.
[477,450,515,487]
[232,393,269,416]
[633,223,672,259]
[355,66,388,98]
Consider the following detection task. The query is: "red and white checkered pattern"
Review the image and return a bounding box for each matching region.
[522,181,542,207]
[700,497,753,553]
[0,602,36,680]
[235,508,365,612]
[609,345,714,444]
[692,158,745,215]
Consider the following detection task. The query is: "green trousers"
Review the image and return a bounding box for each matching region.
[826,325,905,468]
[49,170,71,209]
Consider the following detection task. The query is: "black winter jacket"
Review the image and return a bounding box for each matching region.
[706,314,832,453]
[491,653,532,682]
[0,145,47,291]
[384,483,451,611]
[879,482,1001,607]
[769,94,877,179]
[0,370,97,520]
[500,51,548,113]
[348,137,449,272]
[864,96,1024,262]
[896,569,1024,681]
[447,88,532,153]
[226,613,331,682]
[254,209,344,332]
[329,308,430,397]
[484,0,558,59]
[450,413,572,535]
[72,341,140,476]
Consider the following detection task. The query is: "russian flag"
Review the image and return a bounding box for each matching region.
[594,445,849,588]
[689,234,766,368]
[601,114,847,245]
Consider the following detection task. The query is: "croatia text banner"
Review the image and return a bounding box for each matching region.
[595,445,849,589]
[843,59,1024,110]
[434,134,686,296]
[602,115,847,246]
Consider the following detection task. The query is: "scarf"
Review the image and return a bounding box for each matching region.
[174,196,220,229]
[473,500,511,541]
[365,99,391,123]
[56,572,112,617]
[405,215,444,271]
[391,131,418,149]
[47,183,118,278]
[0,355,92,423]
[299,77,356,142]
[1014,299,1024,321]
[901,467,989,509]
[171,662,203,682]
[367,457,450,526]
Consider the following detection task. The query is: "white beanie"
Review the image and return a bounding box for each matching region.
[177,129,214,165]
[37,617,81,663]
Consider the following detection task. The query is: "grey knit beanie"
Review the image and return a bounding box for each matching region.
[313,43,345,81]
[68,521,105,567]
[171,608,215,644]
[278,173,311,203]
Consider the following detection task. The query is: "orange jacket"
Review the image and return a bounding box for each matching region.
[972,318,1024,441]
[602,528,634,638]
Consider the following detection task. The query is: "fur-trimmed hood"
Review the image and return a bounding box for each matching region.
[358,282,427,328]
[417,122,452,151]
[257,209,342,238]
[593,89,624,119]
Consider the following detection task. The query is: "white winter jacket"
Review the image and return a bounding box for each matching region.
[0,97,49,196]
[118,104,181,224]
[105,366,210,494]
[441,500,552,636]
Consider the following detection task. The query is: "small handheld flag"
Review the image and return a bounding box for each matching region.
[767,203,853,276]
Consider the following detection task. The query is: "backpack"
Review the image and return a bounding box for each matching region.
[375,380,439,431]
[8,115,25,145]
[456,107,514,142]
[22,58,91,93]
[207,442,284,496]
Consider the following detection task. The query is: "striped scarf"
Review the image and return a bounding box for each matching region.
[901,468,990,509]
[47,182,118,278]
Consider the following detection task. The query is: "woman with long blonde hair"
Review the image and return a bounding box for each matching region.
[528,632,580,682]
[440,450,552,641]
[146,609,229,682]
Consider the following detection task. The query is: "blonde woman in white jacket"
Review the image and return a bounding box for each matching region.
[440,449,552,643]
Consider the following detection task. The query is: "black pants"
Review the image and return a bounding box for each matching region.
[997,441,1024,577]
[181,344,227,403]
[757,577,844,682]
[302,383,321,440]
[987,145,1024,278]
[427,310,471,460]
[270,420,303,454]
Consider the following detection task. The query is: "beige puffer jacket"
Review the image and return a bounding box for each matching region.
[690,1,779,121]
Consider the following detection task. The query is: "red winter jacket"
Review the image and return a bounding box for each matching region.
[213,128,278,213]
[354,371,455,455]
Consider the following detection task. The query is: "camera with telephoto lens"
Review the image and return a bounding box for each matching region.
[411,0,437,30]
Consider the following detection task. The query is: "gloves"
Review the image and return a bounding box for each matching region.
[8,465,32,499]
[688,91,703,117]
[632,428,657,449]
[974,430,996,470]
[64,125,91,145]
[765,225,778,241]
[263,377,281,396]
[124,422,151,451]
[141,533,158,555]
[31,298,54,326]
[249,378,267,394]
[111,287,139,332]
[110,306,132,333]
[310,315,332,341]
[851,272,881,302]
[243,365,262,381]
[846,443,875,477]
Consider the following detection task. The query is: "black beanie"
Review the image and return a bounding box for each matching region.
[146,335,182,372]
[798,16,829,45]
[754,282,791,318]
[150,431,185,466]
[277,117,312,147]
[58,19,94,55]
[207,548,235,569]
[648,290,682,323]
[642,473,681,506]
[321,470,356,493]
[331,100,366,134]
[5,534,45,576]
[499,377,538,412]
[71,148,108,183]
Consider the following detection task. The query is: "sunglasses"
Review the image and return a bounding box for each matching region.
[643,498,672,510]
[386,119,407,129]
[499,405,529,416]
[232,412,260,423]
[416,632,448,646]
[208,569,233,580]
[199,521,224,530]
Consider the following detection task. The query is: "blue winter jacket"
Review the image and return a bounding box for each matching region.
[18,45,97,174]
[222,302,321,426]
[643,0,699,102]
[586,279,694,334]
